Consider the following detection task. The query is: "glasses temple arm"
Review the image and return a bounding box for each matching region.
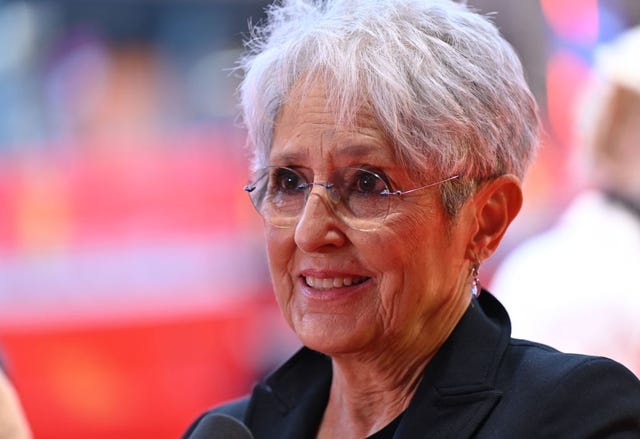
[383,174,460,196]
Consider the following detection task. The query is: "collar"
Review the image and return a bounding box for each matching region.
[246,290,510,438]
[395,290,509,437]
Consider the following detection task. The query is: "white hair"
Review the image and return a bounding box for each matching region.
[238,0,540,214]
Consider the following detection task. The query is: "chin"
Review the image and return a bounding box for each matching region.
[292,314,377,356]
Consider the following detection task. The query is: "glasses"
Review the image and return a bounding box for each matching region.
[244,166,459,231]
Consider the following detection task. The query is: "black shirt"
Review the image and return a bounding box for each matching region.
[366,413,403,439]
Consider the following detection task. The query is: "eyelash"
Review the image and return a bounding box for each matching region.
[269,164,394,186]
[358,165,394,188]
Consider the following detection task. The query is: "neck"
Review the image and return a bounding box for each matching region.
[317,288,471,438]
[322,353,426,437]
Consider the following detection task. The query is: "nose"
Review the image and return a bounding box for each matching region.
[300,182,341,214]
[294,190,347,252]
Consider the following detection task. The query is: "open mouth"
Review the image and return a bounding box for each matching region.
[303,275,369,290]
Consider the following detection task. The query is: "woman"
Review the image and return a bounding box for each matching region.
[185,0,640,437]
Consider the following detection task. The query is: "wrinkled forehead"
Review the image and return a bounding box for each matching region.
[270,80,394,168]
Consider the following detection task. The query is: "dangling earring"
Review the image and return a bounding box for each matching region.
[471,263,481,297]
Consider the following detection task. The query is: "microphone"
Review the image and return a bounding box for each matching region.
[188,413,254,439]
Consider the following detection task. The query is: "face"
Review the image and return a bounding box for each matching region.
[264,79,475,358]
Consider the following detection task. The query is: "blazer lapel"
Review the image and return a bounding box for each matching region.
[245,349,332,439]
[395,293,510,438]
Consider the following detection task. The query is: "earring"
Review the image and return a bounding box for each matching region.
[471,263,481,297]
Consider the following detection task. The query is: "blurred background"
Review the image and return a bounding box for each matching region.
[0,1,638,437]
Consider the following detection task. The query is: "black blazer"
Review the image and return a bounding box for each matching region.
[184,291,640,438]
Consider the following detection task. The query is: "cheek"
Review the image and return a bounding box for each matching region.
[371,212,458,301]
[360,216,430,298]
[375,210,439,267]
[264,228,296,302]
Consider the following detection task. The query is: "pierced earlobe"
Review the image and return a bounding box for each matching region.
[471,263,481,297]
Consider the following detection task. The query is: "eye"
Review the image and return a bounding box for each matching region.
[271,167,305,192]
[351,169,387,194]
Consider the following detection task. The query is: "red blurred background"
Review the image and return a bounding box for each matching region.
[0,1,638,438]
[0,129,295,437]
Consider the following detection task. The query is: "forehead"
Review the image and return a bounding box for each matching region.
[270,78,394,165]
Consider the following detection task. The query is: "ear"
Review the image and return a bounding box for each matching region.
[465,175,523,262]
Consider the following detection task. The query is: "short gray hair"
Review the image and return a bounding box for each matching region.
[238,0,540,215]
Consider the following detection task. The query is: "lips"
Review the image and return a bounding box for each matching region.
[304,275,369,290]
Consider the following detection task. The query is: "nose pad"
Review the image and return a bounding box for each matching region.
[321,183,342,207]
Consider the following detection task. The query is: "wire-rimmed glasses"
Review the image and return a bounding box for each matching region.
[244,166,459,231]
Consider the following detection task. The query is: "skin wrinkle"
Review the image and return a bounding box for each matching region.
[265,78,479,438]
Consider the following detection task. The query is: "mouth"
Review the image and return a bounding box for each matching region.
[303,275,369,290]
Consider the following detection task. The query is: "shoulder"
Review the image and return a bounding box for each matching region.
[502,338,638,390]
[496,339,640,434]
[181,396,250,439]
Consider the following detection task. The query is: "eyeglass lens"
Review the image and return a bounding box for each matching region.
[246,166,392,231]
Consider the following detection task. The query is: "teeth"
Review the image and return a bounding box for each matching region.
[304,276,365,290]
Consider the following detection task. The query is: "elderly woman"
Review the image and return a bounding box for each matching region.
[185,0,640,437]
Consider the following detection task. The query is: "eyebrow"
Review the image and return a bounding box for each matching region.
[269,143,392,165]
